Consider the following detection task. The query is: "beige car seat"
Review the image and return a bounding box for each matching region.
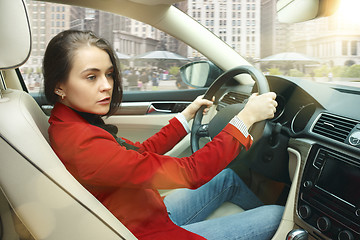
[0,1,136,239]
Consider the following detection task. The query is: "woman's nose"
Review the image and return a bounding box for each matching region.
[100,76,113,91]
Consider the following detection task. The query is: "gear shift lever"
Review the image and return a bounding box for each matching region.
[286,229,308,240]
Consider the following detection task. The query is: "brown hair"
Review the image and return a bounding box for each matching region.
[43,30,122,116]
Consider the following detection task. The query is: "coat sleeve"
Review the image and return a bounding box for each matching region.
[50,119,252,190]
[120,117,188,155]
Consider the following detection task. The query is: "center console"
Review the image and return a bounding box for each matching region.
[296,145,360,240]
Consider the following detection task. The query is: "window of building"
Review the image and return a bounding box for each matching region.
[342,41,348,55]
[351,41,357,56]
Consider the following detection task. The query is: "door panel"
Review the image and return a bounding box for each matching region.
[121,89,206,103]
[105,113,176,143]
[105,114,194,158]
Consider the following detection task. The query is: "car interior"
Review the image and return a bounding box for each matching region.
[1,0,359,240]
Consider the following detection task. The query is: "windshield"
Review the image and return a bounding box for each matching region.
[21,0,360,93]
[259,0,360,88]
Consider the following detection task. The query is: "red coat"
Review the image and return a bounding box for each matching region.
[48,103,252,240]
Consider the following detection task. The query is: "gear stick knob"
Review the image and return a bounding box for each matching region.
[286,229,308,240]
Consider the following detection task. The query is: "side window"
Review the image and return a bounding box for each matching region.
[20,1,194,95]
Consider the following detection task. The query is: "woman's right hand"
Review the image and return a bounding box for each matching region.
[181,95,214,122]
[237,92,277,130]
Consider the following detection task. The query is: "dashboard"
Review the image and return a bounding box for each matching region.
[216,75,360,240]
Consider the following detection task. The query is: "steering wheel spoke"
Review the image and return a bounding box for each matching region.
[196,124,210,138]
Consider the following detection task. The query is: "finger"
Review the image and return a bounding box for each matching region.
[272,104,277,113]
[260,92,276,100]
[273,100,278,108]
[203,107,210,114]
[196,95,205,101]
[266,107,276,120]
[268,92,277,100]
[269,101,277,111]
[202,99,214,106]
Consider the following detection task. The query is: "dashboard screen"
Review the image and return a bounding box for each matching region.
[316,156,360,207]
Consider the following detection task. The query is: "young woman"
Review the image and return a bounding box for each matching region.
[44,30,283,240]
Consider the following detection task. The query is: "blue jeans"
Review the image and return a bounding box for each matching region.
[163,168,284,240]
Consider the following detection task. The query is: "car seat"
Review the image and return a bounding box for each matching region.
[0,1,136,239]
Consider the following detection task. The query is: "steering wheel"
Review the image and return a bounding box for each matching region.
[191,65,270,153]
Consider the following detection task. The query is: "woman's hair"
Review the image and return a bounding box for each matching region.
[43,30,122,116]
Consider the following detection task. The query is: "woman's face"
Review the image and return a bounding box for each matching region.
[56,46,114,115]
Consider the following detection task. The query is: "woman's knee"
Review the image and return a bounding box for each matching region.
[217,168,241,183]
[257,205,284,222]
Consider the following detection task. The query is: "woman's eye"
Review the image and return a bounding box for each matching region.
[87,75,96,80]
[106,72,114,78]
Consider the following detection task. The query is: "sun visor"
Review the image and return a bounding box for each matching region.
[0,0,31,70]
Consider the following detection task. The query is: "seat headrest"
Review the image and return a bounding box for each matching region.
[0,0,31,70]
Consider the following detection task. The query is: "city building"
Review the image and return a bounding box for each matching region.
[260,0,291,58]
[291,12,360,67]
[188,0,261,61]
[260,0,360,67]
[25,1,70,71]
[25,1,187,63]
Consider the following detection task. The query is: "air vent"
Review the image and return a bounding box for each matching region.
[313,149,326,169]
[218,92,249,110]
[312,113,358,143]
[220,92,249,105]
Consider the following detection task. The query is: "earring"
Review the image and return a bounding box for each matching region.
[55,90,65,100]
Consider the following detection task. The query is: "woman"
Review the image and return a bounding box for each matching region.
[44,30,283,240]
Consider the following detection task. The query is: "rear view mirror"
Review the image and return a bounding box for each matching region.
[277,0,340,23]
[180,61,223,88]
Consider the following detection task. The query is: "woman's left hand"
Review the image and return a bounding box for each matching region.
[181,95,214,122]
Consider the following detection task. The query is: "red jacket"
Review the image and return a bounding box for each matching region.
[48,103,252,239]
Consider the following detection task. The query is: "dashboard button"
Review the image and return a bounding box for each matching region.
[355,208,360,217]
[299,205,312,219]
[303,180,313,189]
[316,216,331,232]
[338,230,354,240]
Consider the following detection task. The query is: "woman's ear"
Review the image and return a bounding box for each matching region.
[54,87,66,100]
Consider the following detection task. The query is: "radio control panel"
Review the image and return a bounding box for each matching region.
[296,146,360,240]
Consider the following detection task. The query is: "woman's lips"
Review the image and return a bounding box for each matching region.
[97,97,111,105]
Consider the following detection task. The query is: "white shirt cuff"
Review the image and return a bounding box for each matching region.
[176,113,190,133]
[229,115,252,140]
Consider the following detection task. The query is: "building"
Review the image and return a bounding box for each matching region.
[188,0,261,61]
[113,30,158,57]
[260,0,291,58]
[259,0,360,71]
[25,1,70,71]
[291,12,360,67]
